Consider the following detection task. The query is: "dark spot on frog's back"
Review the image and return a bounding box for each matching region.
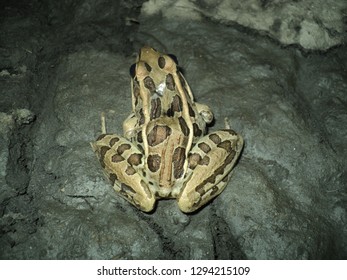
[209,133,221,145]
[147,154,161,172]
[109,137,120,147]
[137,143,144,153]
[172,95,182,112]
[188,153,201,170]
[139,108,145,125]
[125,166,136,175]
[166,107,173,117]
[193,123,202,137]
[111,154,125,163]
[117,143,131,155]
[199,155,210,166]
[144,76,156,92]
[99,146,110,159]
[166,73,175,91]
[178,117,189,136]
[144,62,152,72]
[188,104,195,117]
[147,125,172,146]
[198,142,211,153]
[99,146,110,167]
[150,98,162,120]
[167,95,182,116]
[172,147,186,179]
[137,131,143,143]
[127,153,142,166]
[217,140,234,153]
[158,56,166,68]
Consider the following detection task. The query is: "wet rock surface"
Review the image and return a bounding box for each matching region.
[0,0,346,259]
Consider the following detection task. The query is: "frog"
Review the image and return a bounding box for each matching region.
[91,46,243,213]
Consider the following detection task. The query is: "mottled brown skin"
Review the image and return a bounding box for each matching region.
[91,46,243,213]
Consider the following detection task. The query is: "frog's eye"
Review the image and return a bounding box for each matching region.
[167,53,179,65]
[129,63,136,78]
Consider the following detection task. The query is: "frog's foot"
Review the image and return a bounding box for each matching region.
[177,129,243,213]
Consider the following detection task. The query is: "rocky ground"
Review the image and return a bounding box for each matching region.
[0,0,346,259]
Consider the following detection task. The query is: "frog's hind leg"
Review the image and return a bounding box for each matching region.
[177,129,243,213]
[92,134,156,212]
[91,114,156,212]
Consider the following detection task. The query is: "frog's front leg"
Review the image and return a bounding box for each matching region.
[195,102,214,124]
[122,113,138,139]
[91,134,156,212]
[177,129,243,213]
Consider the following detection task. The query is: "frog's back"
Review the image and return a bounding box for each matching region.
[144,118,189,196]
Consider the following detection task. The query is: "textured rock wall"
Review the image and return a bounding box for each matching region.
[142,0,347,50]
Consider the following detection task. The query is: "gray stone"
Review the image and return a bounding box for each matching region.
[0,0,346,260]
[142,0,347,50]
